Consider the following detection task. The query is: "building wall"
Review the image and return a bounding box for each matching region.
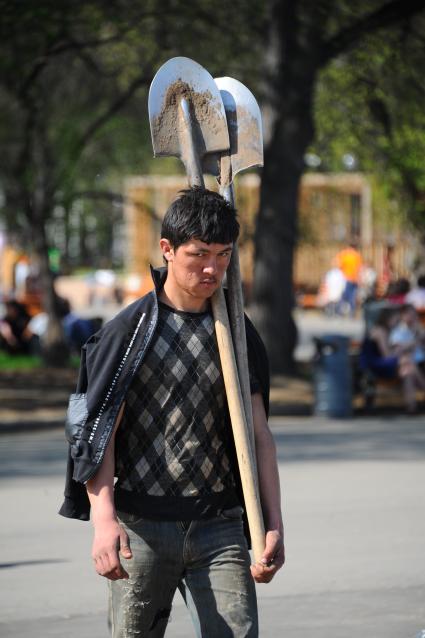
[124,174,260,288]
[124,173,410,294]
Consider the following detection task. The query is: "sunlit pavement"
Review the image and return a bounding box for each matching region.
[293,308,365,362]
[0,308,422,637]
[0,414,424,638]
[78,302,366,362]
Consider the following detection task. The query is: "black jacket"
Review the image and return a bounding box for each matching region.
[59,267,270,521]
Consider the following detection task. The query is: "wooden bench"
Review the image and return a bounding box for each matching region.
[358,368,403,411]
[350,334,424,411]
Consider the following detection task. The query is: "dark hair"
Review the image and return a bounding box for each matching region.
[5,300,29,319]
[161,187,239,250]
[417,275,425,288]
[375,307,399,329]
[57,296,71,318]
[386,277,410,296]
[400,303,417,316]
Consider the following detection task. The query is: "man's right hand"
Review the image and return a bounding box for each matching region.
[92,519,132,580]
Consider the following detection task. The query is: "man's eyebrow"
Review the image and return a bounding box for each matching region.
[189,245,232,252]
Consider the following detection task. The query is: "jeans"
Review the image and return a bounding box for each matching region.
[339,281,358,316]
[109,507,258,637]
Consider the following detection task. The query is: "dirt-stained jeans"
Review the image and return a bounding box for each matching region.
[109,507,258,637]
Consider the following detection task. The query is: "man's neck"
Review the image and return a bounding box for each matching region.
[159,284,209,313]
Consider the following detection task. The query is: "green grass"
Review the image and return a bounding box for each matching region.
[0,352,81,370]
[0,352,44,370]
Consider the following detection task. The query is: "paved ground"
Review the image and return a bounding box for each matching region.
[0,415,424,637]
[1,310,424,636]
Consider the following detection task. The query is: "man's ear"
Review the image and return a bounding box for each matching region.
[160,238,173,263]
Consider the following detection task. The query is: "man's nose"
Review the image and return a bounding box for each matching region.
[203,258,218,274]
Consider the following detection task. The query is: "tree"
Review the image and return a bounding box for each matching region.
[0,0,263,364]
[250,0,425,374]
[0,2,155,362]
[312,22,425,236]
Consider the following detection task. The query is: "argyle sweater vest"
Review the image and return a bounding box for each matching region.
[114,302,240,520]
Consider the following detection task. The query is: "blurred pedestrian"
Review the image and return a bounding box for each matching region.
[29,297,100,354]
[59,298,98,353]
[359,262,378,304]
[335,241,363,316]
[385,277,410,304]
[0,300,39,355]
[317,266,345,316]
[360,306,425,414]
[389,304,425,367]
[405,274,425,309]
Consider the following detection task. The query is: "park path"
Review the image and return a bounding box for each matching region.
[0,415,424,637]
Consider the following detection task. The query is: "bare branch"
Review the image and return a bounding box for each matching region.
[19,59,49,99]
[60,190,161,221]
[18,18,145,98]
[65,190,125,204]
[17,34,122,98]
[53,71,151,192]
[13,105,37,198]
[77,74,150,153]
[75,47,109,77]
[321,0,425,65]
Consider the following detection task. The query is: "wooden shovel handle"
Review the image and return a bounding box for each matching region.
[226,245,257,467]
[212,286,265,562]
[220,184,257,476]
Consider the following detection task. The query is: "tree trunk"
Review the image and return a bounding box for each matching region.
[250,0,423,374]
[250,1,319,374]
[31,220,70,367]
[250,146,302,375]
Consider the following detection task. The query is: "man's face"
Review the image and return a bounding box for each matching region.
[160,238,233,304]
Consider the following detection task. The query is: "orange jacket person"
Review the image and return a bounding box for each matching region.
[335,242,363,315]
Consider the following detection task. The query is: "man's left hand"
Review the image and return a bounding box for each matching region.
[250,529,285,584]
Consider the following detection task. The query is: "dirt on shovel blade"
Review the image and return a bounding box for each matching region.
[152,79,223,156]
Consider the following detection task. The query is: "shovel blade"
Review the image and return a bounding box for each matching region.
[203,77,263,181]
[148,57,230,160]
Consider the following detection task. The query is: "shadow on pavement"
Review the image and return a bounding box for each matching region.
[273,417,425,464]
[0,431,68,479]
[0,559,66,570]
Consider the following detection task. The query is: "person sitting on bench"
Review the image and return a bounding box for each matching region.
[360,307,425,414]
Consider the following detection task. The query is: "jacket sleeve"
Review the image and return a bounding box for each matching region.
[58,447,91,520]
[58,345,91,520]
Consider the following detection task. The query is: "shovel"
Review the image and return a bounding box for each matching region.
[203,76,263,186]
[208,77,264,479]
[149,57,265,561]
[149,56,229,185]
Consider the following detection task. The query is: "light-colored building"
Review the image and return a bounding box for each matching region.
[123,172,411,300]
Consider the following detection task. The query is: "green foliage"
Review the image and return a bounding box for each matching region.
[311,15,425,231]
[0,0,265,249]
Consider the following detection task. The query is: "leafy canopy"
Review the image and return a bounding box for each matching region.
[312,14,425,230]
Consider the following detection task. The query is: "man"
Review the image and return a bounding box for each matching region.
[60,187,284,637]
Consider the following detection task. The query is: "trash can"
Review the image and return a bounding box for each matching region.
[313,334,352,418]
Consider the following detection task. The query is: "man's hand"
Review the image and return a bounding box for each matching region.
[92,519,132,580]
[250,529,285,584]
